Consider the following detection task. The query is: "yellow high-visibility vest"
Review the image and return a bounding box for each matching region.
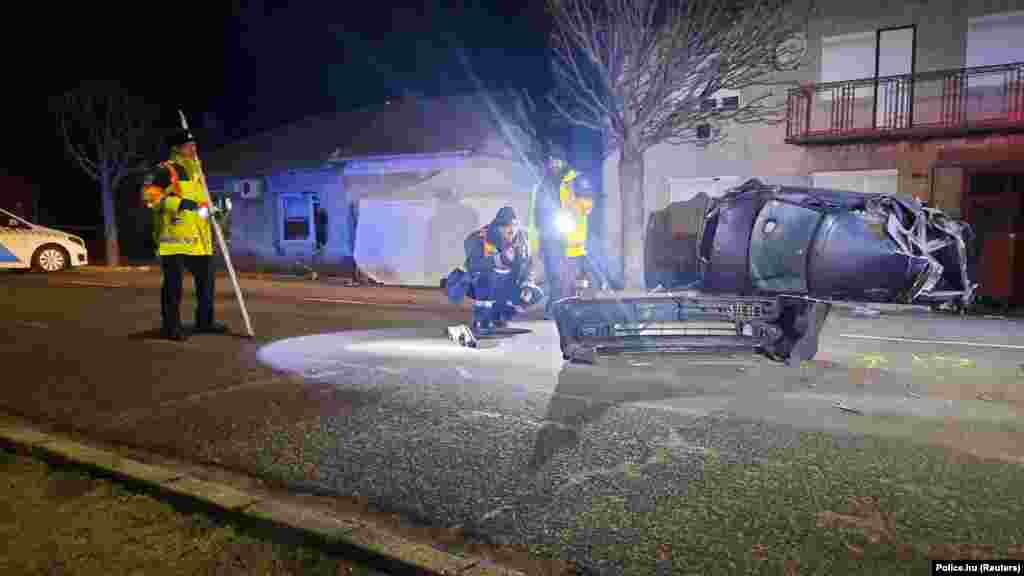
[559,169,592,257]
[150,155,214,257]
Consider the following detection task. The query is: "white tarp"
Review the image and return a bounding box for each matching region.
[352,156,535,286]
[354,194,532,286]
[354,198,438,286]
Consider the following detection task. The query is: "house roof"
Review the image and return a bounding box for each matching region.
[201,92,506,178]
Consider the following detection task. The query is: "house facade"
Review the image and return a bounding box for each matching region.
[603,0,1024,303]
[202,93,537,286]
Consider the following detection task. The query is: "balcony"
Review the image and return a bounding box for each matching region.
[786,62,1024,145]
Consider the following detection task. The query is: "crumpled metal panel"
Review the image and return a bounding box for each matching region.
[703,196,762,293]
[554,180,976,367]
[702,180,976,308]
[808,211,927,302]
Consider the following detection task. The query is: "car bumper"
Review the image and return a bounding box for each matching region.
[69,249,88,267]
[552,292,832,366]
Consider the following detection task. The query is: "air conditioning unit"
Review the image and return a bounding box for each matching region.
[235,179,262,199]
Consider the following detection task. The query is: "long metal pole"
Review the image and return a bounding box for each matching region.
[179,110,255,338]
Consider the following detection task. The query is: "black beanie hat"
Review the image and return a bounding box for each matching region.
[167,129,196,149]
[494,206,518,226]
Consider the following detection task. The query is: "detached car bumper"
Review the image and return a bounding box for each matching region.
[552,291,831,366]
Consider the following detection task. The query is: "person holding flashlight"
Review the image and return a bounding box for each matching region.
[141,129,228,341]
[555,165,594,303]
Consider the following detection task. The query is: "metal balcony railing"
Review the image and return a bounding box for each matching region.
[786,61,1024,144]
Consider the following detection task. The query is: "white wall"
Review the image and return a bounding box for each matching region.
[601,122,811,276]
[352,157,534,286]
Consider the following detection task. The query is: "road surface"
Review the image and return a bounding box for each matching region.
[3,268,1024,574]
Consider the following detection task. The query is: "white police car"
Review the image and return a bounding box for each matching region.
[0,207,89,272]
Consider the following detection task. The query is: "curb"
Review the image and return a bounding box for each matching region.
[0,423,524,576]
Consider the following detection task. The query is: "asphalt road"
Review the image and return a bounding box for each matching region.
[3,268,1024,574]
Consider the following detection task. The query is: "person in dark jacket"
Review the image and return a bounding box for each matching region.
[446,206,543,333]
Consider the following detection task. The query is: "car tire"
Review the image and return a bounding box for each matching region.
[32,244,70,273]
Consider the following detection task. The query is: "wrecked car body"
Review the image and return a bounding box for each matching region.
[553,179,977,366]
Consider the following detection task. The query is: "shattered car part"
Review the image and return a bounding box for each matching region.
[698,180,976,307]
[552,291,831,367]
[554,179,976,365]
[447,324,478,348]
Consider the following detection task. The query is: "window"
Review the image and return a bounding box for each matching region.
[720,95,740,111]
[966,11,1024,90]
[696,124,712,140]
[820,31,877,84]
[282,195,310,241]
[967,11,1024,69]
[819,28,914,123]
[749,200,823,293]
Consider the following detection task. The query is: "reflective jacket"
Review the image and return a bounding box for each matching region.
[143,154,213,257]
[464,221,533,287]
[559,169,593,258]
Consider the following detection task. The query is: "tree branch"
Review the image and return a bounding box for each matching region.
[53,81,162,185]
[548,0,814,155]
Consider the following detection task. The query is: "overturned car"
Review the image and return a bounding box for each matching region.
[552,179,977,366]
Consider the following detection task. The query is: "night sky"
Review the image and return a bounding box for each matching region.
[4,1,555,227]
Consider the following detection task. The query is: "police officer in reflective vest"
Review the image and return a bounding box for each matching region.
[141,129,228,341]
[553,161,594,302]
[447,207,543,333]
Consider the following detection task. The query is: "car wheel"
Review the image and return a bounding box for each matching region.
[33,244,69,273]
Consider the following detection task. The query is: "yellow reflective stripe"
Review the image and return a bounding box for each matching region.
[158,236,198,244]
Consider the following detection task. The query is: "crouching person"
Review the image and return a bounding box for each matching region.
[446,207,543,334]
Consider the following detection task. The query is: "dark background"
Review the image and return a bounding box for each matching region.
[2,1,603,237]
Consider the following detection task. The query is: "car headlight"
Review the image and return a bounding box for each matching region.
[67,236,85,247]
[555,211,576,234]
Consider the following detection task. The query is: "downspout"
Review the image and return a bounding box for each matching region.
[268,176,283,257]
[928,161,941,208]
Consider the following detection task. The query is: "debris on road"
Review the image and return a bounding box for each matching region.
[852,306,881,318]
[833,401,863,415]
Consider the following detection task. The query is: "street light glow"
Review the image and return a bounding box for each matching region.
[555,210,575,234]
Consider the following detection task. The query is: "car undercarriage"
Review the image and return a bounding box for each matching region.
[553,179,977,366]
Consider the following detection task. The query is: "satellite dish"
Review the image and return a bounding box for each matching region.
[776,33,807,70]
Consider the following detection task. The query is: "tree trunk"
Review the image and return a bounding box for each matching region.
[100,174,121,267]
[618,145,646,291]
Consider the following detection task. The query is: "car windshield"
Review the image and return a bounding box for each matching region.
[749,200,822,293]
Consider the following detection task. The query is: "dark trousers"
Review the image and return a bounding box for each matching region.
[160,254,216,334]
[469,270,522,322]
[555,255,586,301]
[541,236,563,312]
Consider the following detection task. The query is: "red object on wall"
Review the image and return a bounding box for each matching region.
[977,234,1014,299]
[964,170,1024,304]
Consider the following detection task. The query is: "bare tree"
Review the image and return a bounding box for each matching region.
[548,0,813,289]
[53,81,162,267]
[454,44,573,289]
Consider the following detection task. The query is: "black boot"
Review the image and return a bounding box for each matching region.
[471,302,494,335]
[194,322,229,334]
